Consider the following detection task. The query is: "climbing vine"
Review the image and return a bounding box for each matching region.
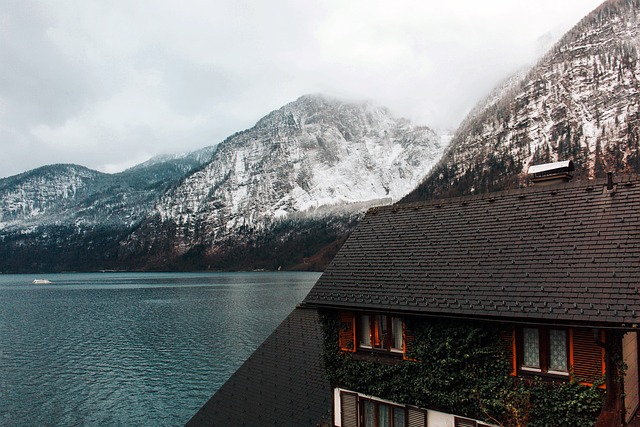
[319,310,604,426]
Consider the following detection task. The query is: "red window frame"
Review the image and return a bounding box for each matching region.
[517,326,569,377]
[357,314,404,354]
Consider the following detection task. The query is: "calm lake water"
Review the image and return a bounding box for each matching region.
[0,271,320,426]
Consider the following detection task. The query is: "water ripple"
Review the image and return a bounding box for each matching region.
[0,272,319,426]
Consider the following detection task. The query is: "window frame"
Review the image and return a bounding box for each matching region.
[336,387,488,427]
[359,396,406,427]
[357,313,404,355]
[517,326,569,377]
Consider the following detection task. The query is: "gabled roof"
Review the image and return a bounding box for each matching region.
[303,175,640,328]
[186,307,330,426]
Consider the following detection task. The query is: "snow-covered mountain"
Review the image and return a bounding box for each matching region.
[0,164,108,230]
[0,95,444,272]
[404,0,640,201]
[121,146,216,186]
[127,94,443,259]
[0,149,217,272]
[0,148,215,232]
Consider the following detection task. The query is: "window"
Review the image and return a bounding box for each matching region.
[359,315,372,348]
[358,314,404,353]
[522,328,540,369]
[549,329,568,373]
[519,327,568,375]
[361,397,406,427]
[335,388,434,427]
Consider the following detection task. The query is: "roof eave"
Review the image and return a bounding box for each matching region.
[301,302,640,331]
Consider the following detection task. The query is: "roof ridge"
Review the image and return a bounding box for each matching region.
[388,174,640,212]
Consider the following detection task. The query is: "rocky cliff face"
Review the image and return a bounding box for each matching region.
[404,0,640,201]
[0,164,107,230]
[126,95,443,261]
[0,95,444,272]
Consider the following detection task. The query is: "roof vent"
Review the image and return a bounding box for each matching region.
[528,160,575,186]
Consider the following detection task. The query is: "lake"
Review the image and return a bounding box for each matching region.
[0,271,320,426]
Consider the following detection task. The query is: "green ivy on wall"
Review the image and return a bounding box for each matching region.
[319,310,604,427]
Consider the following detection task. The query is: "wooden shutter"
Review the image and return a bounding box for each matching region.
[500,327,516,376]
[571,328,605,387]
[407,406,427,427]
[339,311,356,352]
[340,391,358,427]
[454,416,478,427]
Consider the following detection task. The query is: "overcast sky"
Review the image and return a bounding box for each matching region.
[0,0,605,178]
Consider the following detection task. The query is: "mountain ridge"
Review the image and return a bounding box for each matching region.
[403,0,640,202]
[0,94,444,272]
[128,94,443,262]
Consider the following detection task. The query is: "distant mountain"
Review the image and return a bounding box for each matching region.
[0,95,444,272]
[0,149,216,272]
[0,164,108,230]
[122,95,444,270]
[117,146,215,189]
[0,148,215,232]
[403,0,640,202]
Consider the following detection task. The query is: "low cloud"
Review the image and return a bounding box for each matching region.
[0,0,604,178]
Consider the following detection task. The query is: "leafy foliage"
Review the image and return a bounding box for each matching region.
[320,310,604,426]
[526,379,605,427]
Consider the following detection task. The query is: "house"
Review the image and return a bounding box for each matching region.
[188,169,640,427]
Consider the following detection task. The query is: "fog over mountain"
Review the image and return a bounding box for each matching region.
[0,0,604,178]
[404,0,640,201]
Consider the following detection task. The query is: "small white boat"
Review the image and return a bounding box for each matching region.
[32,279,52,284]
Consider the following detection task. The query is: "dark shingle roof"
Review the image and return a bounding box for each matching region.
[186,307,331,427]
[303,176,640,328]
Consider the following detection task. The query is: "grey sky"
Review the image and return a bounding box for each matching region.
[0,0,604,178]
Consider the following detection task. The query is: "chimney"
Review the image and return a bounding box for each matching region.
[606,172,616,193]
[528,160,575,186]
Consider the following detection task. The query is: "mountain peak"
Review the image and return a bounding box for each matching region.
[149,95,444,255]
[403,0,640,202]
